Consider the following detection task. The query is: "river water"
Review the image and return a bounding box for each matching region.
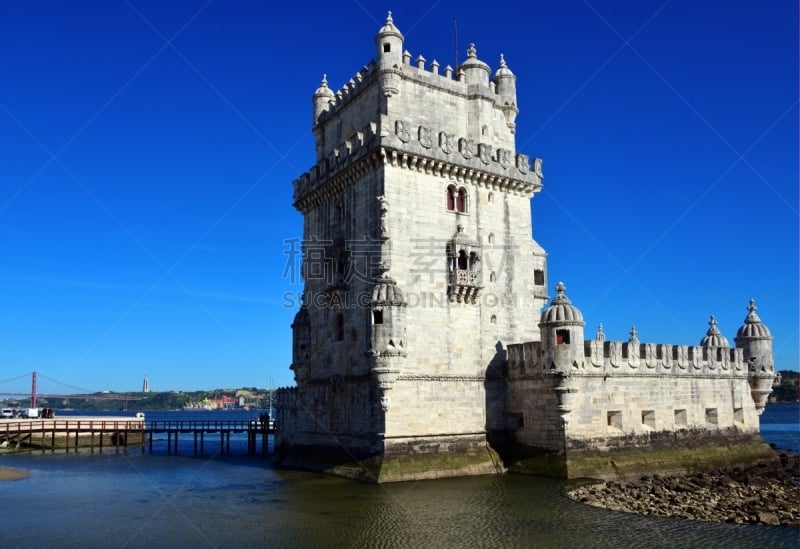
[1,403,797,548]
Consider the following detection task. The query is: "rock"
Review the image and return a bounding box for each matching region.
[566,453,800,527]
[758,511,781,526]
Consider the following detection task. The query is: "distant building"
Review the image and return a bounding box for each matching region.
[142,375,150,393]
[275,13,777,482]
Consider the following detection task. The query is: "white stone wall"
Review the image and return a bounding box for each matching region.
[506,337,763,452]
[565,374,759,439]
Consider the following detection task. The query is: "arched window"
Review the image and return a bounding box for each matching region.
[489,271,496,282]
[446,185,468,214]
[487,233,495,245]
[446,184,456,211]
[457,250,468,270]
[490,315,497,325]
[468,252,479,271]
[456,188,467,213]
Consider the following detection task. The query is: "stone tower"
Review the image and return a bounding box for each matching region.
[276,13,548,482]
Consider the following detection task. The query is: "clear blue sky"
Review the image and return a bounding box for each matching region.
[0,1,797,394]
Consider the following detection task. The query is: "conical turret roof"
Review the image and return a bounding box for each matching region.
[735,299,772,339]
[540,282,584,325]
[375,11,404,41]
[700,315,729,347]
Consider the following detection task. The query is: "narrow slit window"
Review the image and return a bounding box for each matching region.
[335,313,344,342]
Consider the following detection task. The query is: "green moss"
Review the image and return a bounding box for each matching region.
[565,441,777,480]
[377,447,502,482]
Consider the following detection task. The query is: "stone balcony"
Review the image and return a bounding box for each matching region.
[448,269,482,303]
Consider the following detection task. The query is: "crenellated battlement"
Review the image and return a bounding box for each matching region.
[314,63,377,126]
[314,48,515,122]
[293,122,382,209]
[294,114,543,211]
[507,339,747,378]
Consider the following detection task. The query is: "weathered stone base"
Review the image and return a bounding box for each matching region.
[506,431,779,480]
[276,433,504,483]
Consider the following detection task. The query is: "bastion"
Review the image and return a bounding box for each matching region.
[274,13,777,482]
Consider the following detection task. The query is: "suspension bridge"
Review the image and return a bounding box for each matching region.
[0,371,142,410]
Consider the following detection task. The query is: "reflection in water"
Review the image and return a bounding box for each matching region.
[1,452,796,548]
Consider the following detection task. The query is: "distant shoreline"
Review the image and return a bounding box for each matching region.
[0,466,29,482]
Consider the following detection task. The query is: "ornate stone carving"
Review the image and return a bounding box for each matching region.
[533,157,543,177]
[497,148,511,169]
[516,154,529,173]
[395,120,411,142]
[418,126,433,148]
[478,143,492,164]
[459,137,473,159]
[377,195,389,239]
[439,131,454,154]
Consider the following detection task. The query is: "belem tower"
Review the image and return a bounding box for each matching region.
[275,13,778,482]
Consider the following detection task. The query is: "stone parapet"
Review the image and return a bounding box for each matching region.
[507,339,748,378]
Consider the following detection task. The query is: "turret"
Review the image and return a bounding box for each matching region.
[375,12,404,96]
[734,299,775,414]
[459,43,490,87]
[368,275,407,411]
[312,74,334,126]
[734,299,774,372]
[539,282,585,371]
[290,305,311,384]
[492,54,518,133]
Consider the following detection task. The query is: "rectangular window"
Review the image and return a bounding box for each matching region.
[705,408,718,427]
[534,269,544,285]
[733,407,744,424]
[641,410,655,429]
[372,310,383,325]
[607,411,622,430]
[674,409,687,427]
[556,329,570,345]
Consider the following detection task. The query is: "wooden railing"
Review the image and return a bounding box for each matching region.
[1,419,144,434]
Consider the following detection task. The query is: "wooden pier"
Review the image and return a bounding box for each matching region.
[0,417,145,453]
[146,419,275,456]
[0,418,275,456]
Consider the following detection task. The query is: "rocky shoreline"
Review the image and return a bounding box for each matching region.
[567,450,799,527]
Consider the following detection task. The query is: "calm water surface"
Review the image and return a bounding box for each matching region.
[1,404,798,548]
